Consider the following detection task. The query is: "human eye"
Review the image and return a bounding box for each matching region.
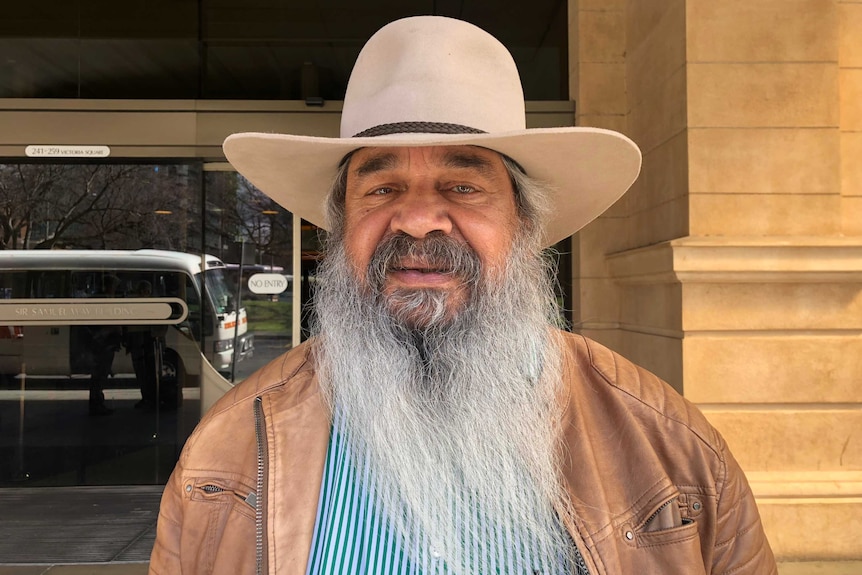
[370,186,394,196]
[451,184,476,194]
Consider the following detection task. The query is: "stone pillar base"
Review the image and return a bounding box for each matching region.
[603,236,862,560]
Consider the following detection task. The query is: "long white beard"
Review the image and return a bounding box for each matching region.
[312,232,574,574]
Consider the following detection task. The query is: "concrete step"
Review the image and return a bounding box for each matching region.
[778,562,862,575]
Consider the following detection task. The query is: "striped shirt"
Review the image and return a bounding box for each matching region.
[305,411,570,575]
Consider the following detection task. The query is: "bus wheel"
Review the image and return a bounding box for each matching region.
[160,349,184,410]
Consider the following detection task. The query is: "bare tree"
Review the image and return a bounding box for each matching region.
[0,163,202,251]
[235,176,293,260]
[0,162,299,261]
[0,164,60,249]
[205,172,293,266]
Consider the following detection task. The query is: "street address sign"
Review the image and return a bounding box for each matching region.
[25,145,111,158]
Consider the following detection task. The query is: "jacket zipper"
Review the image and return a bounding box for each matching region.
[199,484,257,508]
[254,397,267,575]
[559,505,591,575]
[566,530,590,575]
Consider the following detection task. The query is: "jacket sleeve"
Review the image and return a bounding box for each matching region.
[710,440,778,575]
[149,458,187,574]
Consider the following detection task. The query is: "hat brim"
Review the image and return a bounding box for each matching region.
[223,127,641,247]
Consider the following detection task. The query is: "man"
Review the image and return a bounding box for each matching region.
[125,280,167,411]
[84,274,122,416]
[150,16,777,575]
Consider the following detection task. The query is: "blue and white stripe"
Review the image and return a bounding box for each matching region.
[305,410,567,575]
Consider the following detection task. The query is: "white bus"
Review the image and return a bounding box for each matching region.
[0,249,254,396]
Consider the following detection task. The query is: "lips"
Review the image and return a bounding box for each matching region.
[390,259,455,275]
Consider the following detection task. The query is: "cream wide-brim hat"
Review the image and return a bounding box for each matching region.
[224,16,642,247]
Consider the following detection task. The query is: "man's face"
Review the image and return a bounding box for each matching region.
[342,145,520,323]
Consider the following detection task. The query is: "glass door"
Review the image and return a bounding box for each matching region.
[0,161,274,487]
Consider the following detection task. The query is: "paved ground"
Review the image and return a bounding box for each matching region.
[0,486,160,565]
[0,566,148,575]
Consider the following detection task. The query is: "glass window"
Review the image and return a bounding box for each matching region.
[204,169,298,374]
[0,162,301,488]
[1,1,568,100]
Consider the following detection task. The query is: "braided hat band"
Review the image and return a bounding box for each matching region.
[353,122,486,138]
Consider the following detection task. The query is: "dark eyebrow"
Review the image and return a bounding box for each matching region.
[349,148,502,179]
[352,152,400,177]
[441,150,497,176]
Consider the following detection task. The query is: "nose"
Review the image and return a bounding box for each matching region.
[389,186,453,239]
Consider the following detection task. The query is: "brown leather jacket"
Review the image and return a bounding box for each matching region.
[149,332,777,574]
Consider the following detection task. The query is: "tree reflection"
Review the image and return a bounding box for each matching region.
[0,163,301,301]
[0,163,197,251]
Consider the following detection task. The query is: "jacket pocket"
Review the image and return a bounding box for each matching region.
[635,517,699,548]
[615,495,706,574]
[628,496,699,547]
[642,496,684,532]
[190,478,257,520]
[179,475,258,575]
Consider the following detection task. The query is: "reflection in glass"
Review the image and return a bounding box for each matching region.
[0,162,308,487]
[205,169,300,351]
[0,252,218,486]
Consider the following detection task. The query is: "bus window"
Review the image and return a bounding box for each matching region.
[0,270,27,298]
[32,271,69,298]
[203,267,233,315]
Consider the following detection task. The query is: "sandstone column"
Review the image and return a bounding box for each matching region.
[569,0,862,560]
